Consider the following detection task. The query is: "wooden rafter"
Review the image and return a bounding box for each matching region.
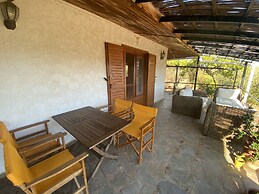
[160,16,259,24]
[182,36,259,47]
[134,0,159,3]
[211,0,217,30]
[225,45,234,58]
[211,0,217,16]
[239,0,255,30]
[188,42,232,49]
[173,29,259,39]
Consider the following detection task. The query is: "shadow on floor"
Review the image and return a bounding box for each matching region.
[0,93,257,194]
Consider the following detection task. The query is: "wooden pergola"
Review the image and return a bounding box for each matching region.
[64,0,259,62]
[135,0,259,62]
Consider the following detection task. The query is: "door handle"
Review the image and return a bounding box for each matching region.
[104,77,108,82]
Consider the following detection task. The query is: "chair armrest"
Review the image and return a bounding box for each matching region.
[25,152,88,188]
[96,105,114,113]
[114,109,134,121]
[96,105,113,110]
[139,117,156,131]
[19,132,67,152]
[10,120,50,141]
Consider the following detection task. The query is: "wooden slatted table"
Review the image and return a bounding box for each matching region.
[52,106,130,179]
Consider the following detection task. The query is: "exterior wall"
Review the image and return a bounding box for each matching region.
[0,0,167,174]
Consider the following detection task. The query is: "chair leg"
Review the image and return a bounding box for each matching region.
[138,138,143,164]
[150,127,155,151]
[116,133,120,150]
[81,160,89,194]
[74,177,80,189]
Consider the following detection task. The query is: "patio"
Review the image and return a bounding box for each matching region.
[1,93,257,194]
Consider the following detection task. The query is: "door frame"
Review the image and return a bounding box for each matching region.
[124,45,149,105]
[105,43,155,106]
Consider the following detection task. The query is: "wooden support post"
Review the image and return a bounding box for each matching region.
[233,70,238,88]
[194,56,200,90]
[240,62,247,89]
[243,63,256,103]
[173,66,179,94]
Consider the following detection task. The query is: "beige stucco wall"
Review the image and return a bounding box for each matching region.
[0,0,167,174]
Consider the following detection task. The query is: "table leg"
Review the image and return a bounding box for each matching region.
[92,147,117,160]
[89,137,118,181]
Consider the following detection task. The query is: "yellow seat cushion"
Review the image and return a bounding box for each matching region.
[30,150,81,194]
[4,142,81,194]
[0,121,17,148]
[4,142,33,186]
[122,103,157,139]
[113,98,132,114]
[123,120,146,139]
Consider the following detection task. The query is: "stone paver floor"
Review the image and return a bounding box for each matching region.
[0,93,257,194]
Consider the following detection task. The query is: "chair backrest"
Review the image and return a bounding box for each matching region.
[132,103,158,122]
[113,98,133,114]
[4,142,32,186]
[215,88,241,100]
[0,121,17,148]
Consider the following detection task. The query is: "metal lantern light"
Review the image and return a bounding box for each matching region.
[160,50,166,60]
[1,0,19,30]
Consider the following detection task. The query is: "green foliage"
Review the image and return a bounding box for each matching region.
[166,55,244,96]
[167,58,198,83]
[233,113,259,162]
[167,58,197,67]
[247,67,259,107]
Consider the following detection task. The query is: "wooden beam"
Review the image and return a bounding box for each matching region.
[176,0,186,9]
[182,36,259,47]
[199,50,259,61]
[134,0,159,3]
[167,66,237,71]
[239,0,255,31]
[245,0,255,16]
[189,43,259,54]
[160,16,259,24]
[188,42,232,48]
[211,0,217,16]
[173,29,259,39]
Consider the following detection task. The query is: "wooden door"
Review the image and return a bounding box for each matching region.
[105,43,125,105]
[134,55,146,105]
[146,54,156,106]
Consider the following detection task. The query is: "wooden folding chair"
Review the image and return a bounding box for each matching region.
[3,142,89,194]
[117,103,158,164]
[98,98,133,120]
[0,120,66,166]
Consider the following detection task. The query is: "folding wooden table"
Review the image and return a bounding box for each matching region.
[52,106,130,180]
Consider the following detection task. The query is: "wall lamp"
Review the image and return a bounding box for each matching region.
[1,0,19,30]
[160,50,166,60]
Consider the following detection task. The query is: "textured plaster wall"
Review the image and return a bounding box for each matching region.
[0,0,167,174]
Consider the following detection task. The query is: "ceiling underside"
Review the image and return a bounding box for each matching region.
[145,0,259,62]
[64,0,259,61]
[63,0,197,59]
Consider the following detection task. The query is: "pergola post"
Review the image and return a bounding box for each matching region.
[243,63,256,103]
[173,66,179,94]
[194,56,200,90]
[232,70,238,88]
[240,62,248,90]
